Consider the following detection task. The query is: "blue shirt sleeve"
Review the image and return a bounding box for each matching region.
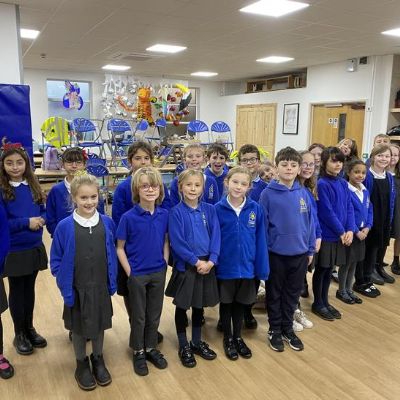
[366,192,373,229]
[345,186,356,232]
[116,214,128,241]
[112,180,130,226]
[207,206,220,265]
[46,188,57,235]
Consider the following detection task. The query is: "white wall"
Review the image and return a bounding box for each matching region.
[215,55,394,155]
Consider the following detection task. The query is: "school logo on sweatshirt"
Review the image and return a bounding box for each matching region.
[248,211,256,227]
[300,197,308,213]
[208,185,214,199]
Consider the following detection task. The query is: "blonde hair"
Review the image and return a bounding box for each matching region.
[178,169,204,193]
[132,166,164,205]
[183,143,205,159]
[70,173,100,199]
[370,144,392,166]
[225,166,252,183]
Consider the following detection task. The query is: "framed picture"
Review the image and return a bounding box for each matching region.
[282,103,299,135]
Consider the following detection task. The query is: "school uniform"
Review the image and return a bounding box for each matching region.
[0,202,10,315]
[1,182,48,336]
[248,176,267,202]
[46,178,105,237]
[166,201,221,310]
[116,204,168,351]
[204,165,228,201]
[259,180,315,333]
[215,196,269,305]
[112,176,171,297]
[169,174,219,207]
[391,173,400,239]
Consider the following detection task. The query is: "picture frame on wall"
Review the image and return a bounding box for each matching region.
[282,103,299,135]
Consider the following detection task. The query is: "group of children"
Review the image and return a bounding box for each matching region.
[0,133,398,392]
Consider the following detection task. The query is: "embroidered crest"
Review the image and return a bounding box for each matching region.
[248,211,256,227]
[300,197,308,213]
[209,184,214,199]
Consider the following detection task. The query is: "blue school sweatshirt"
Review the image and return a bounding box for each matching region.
[317,175,356,241]
[260,180,316,255]
[0,203,10,274]
[204,165,228,201]
[111,175,171,226]
[304,188,322,239]
[169,201,221,272]
[169,174,219,207]
[364,169,395,223]
[46,181,105,236]
[348,183,373,232]
[50,214,117,307]
[0,184,46,252]
[116,204,168,276]
[248,176,267,202]
[215,196,269,280]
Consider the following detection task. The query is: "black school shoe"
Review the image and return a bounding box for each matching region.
[376,265,395,284]
[347,290,363,304]
[26,327,47,348]
[300,283,309,298]
[190,341,217,360]
[178,345,196,368]
[234,337,252,358]
[13,332,33,355]
[244,313,258,329]
[311,306,335,321]
[157,331,164,344]
[0,356,14,380]
[133,351,148,376]
[268,331,284,352]
[336,290,355,304]
[75,357,97,391]
[223,337,238,360]
[146,349,168,369]
[90,354,112,386]
[326,304,342,319]
[391,261,400,275]
[282,331,304,351]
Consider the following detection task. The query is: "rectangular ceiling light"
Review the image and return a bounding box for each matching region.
[382,28,400,37]
[20,29,40,39]
[191,71,218,77]
[146,44,187,53]
[240,0,309,17]
[257,56,294,63]
[102,64,131,71]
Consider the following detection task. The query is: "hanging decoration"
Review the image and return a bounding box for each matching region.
[62,80,84,110]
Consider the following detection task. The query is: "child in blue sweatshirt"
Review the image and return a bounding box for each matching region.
[169,143,219,206]
[312,147,355,321]
[46,147,104,237]
[166,169,221,368]
[0,203,12,379]
[339,159,373,304]
[116,167,169,377]
[215,166,269,360]
[260,147,315,352]
[0,145,48,356]
[204,143,229,201]
[50,173,117,391]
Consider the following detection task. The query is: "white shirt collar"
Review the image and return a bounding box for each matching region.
[73,209,99,230]
[369,167,386,179]
[9,180,28,187]
[252,175,260,183]
[348,182,365,202]
[227,195,246,216]
[64,177,71,193]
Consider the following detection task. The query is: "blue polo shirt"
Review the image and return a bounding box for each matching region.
[116,204,168,276]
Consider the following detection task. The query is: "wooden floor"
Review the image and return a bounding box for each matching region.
[2,230,400,400]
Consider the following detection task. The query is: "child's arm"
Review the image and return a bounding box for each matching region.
[50,226,63,277]
[254,206,269,280]
[116,240,131,277]
[163,234,170,265]
[45,189,57,235]
[207,206,221,266]
[111,183,129,227]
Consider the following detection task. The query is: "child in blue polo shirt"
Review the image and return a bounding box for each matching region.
[260,147,315,352]
[169,143,219,206]
[116,167,169,377]
[204,143,229,200]
[46,147,104,237]
[0,145,48,357]
[166,169,221,368]
[215,166,269,361]
[50,173,117,391]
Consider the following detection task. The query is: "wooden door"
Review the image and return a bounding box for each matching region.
[236,103,276,157]
[311,104,365,149]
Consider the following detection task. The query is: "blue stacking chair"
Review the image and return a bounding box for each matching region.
[210,121,234,153]
[134,119,149,141]
[106,119,133,166]
[187,120,210,144]
[72,118,104,157]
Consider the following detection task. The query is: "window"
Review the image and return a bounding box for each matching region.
[46,79,91,120]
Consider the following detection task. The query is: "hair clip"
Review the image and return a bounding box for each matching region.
[81,149,88,160]
[1,137,24,151]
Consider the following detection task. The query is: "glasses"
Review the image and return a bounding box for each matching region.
[240,157,258,165]
[139,184,160,191]
[64,161,84,166]
[301,162,315,169]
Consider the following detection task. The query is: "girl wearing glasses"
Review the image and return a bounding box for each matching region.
[116,167,169,377]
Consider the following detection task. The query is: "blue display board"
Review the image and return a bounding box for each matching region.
[0,84,33,160]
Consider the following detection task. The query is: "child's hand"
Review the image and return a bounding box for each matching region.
[361,227,370,237]
[29,217,42,231]
[195,260,208,274]
[38,217,46,227]
[308,255,313,266]
[340,233,346,245]
[315,238,321,253]
[356,231,366,241]
[344,231,353,246]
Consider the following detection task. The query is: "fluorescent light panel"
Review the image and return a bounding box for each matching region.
[240,0,309,17]
[382,28,400,37]
[146,44,187,53]
[191,71,218,77]
[102,64,131,71]
[257,56,294,63]
[20,29,40,39]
